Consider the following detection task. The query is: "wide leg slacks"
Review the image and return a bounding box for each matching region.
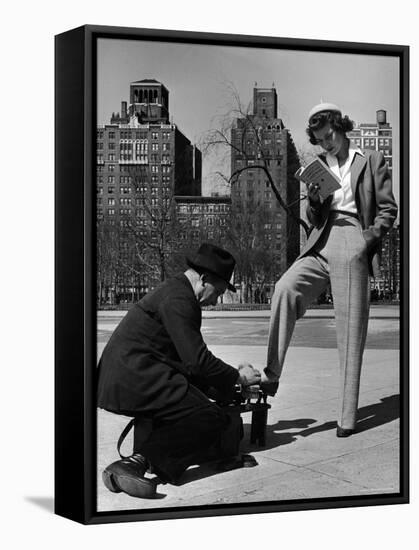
[267,212,370,429]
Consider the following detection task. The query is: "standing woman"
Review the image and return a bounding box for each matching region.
[262,102,398,436]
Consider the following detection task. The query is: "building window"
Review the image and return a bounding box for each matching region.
[108,186,114,194]
[108,142,115,149]
[108,198,115,205]
[152,143,159,151]
[108,208,115,215]
[108,164,115,172]
[108,154,116,161]
[108,132,115,139]
[108,176,115,184]
[97,186,103,194]
[151,132,159,140]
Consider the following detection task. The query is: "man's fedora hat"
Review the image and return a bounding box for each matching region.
[186,243,236,292]
[308,102,341,122]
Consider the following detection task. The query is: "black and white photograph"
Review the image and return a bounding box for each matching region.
[5,0,419,546]
[92,31,407,516]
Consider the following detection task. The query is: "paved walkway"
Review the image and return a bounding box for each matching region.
[98,304,399,320]
[97,339,400,512]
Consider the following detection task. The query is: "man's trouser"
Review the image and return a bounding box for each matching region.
[133,384,242,483]
[267,212,370,430]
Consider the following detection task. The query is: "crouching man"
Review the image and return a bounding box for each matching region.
[97,243,261,498]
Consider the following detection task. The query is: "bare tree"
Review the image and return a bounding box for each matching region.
[96,217,123,305]
[200,83,309,239]
[199,83,308,302]
[117,165,184,290]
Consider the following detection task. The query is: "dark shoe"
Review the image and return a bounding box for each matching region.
[336,426,355,438]
[260,372,279,397]
[102,453,157,498]
[260,379,279,397]
[242,453,258,468]
[215,453,258,472]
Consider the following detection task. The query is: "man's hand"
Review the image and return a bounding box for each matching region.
[237,363,261,386]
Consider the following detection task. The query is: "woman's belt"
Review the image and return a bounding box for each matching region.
[329,209,359,220]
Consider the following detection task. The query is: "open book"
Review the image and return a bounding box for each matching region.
[295,157,341,200]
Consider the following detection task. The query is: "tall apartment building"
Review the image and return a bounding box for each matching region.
[97,80,201,208]
[175,195,231,249]
[230,86,301,279]
[348,109,393,178]
[369,223,400,300]
[348,110,399,296]
[96,79,202,302]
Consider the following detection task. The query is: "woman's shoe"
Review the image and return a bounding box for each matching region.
[336,426,355,438]
[260,373,279,396]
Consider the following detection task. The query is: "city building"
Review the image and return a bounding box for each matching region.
[348,110,399,298]
[373,223,400,300]
[96,79,202,304]
[175,195,231,248]
[230,85,301,299]
[348,109,393,178]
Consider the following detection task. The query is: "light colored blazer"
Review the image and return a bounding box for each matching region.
[299,149,398,277]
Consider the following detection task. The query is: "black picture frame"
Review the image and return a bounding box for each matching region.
[55,24,409,525]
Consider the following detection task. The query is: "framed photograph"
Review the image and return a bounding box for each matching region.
[55,24,409,524]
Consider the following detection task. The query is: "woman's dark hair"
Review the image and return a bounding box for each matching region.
[306,111,354,145]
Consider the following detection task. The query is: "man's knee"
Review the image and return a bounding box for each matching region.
[194,403,229,438]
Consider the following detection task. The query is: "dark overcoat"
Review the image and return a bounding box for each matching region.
[299,149,398,277]
[97,274,239,416]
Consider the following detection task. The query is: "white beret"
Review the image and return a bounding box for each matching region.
[308,102,341,121]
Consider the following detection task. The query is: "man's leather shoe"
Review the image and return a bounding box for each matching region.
[336,426,355,438]
[102,453,157,498]
[215,453,258,472]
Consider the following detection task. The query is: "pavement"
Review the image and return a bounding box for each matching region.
[96,305,400,512]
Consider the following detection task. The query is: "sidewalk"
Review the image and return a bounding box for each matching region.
[98,304,399,320]
[97,342,400,512]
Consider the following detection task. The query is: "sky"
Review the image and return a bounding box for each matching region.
[97,38,400,204]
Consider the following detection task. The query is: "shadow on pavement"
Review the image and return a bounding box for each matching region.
[173,419,316,486]
[289,394,400,438]
[129,395,400,491]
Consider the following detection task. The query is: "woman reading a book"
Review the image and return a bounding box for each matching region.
[261,102,397,437]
